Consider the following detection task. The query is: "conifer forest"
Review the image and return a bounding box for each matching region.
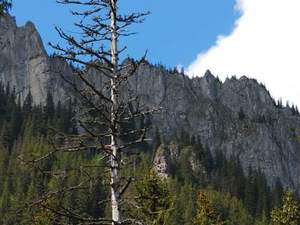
[1,0,300,225]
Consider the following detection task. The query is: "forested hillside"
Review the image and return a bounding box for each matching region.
[2,0,300,224]
[0,84,293,225]
[2,12,300,193]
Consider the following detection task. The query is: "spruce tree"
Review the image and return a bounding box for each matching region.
[45,91,55,121]
[193,191,225,225]
[271,190,300,225]
[129,170,174,225]
[23,91,33,116]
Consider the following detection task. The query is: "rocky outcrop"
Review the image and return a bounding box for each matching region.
[0,15,71,104]
[138,65,300,190]
[153,143,208,182]
[2,15,300,191]
[153,145,170,178]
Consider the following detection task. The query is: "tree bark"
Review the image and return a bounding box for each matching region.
[110,0,121,224]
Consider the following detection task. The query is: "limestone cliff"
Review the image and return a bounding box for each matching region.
[1,15,300,191]
[0,15,71,104]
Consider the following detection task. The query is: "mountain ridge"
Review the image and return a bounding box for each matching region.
[1,14,300,192]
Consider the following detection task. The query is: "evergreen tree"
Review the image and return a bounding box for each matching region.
[171,183,197,225]
[244,167,259,217]
[255,212,269,225]
[193,191,225,225]
[255,170,271,217]
[0,180,12,224]
[45,91,55,121]
[23,91,33,115]
[271,190,300,225]
[272,179,284,209]
[129,170,174,225]
[195,190,253,225]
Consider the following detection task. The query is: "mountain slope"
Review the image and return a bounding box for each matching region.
[1,14,300,191]
[0,15,71,104]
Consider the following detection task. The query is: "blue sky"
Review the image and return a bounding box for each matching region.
[11,0,238,69]
[12,0,300,107]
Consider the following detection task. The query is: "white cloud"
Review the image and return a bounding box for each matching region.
[187,0,300,106]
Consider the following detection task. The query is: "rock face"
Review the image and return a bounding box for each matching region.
[153,145,170,178]
[141,66,300,191]
[2,15,300,191]
[0,15,71,104]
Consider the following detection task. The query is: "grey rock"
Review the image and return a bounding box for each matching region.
[2,15,300,191]
[153,145,170,178]
[0,15,71,104]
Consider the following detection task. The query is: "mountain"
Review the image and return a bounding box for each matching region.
[1,14,300,192]
[0,15,71,104]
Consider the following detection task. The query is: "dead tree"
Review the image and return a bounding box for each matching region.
[22,0,154,225]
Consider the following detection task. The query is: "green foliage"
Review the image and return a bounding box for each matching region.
[0,81,291,225]
[194,191,225,225]
[255,213,269,225]
[168,182,197,225]
[194,190,253,225]
[0,84,94,224]
[129,170,174,225]
[271,191,300,225]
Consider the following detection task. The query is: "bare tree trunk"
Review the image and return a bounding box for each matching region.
[110,0,121,224]
[43,0,150,223]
